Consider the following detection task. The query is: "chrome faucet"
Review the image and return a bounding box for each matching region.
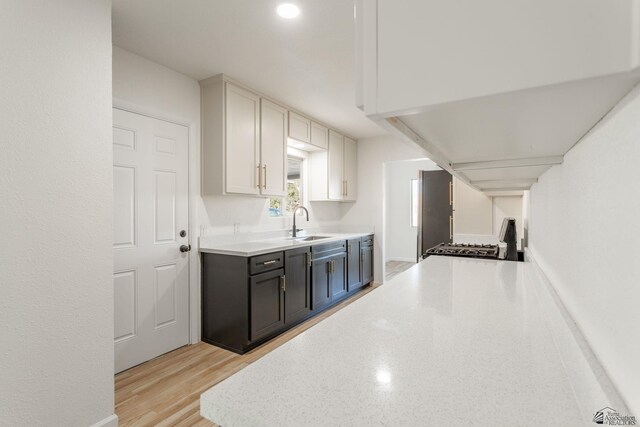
[291,205,309,238]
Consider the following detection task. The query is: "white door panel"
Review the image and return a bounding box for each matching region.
[260,99,287,197]
[328,130,344,200]
[225,83,260,195]
[343,137,357,201]
[113,108,190,373]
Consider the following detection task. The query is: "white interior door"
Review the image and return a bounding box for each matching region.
[113,108,190,373]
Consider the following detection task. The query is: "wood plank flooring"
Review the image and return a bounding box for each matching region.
[115,284,379,426]
[385,260,415,281]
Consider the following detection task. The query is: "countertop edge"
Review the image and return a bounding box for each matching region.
[199,232,374,257]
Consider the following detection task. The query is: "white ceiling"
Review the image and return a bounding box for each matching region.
[112,0,385,139]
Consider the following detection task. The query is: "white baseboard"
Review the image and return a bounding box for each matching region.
[90,414,118,427]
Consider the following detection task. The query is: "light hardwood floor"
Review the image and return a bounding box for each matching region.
[115,283,379,426]
[385,260,415,281]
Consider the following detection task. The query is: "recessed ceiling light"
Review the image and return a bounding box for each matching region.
[277,3,300,19]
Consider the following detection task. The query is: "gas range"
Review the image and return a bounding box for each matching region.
[425,243,499,259]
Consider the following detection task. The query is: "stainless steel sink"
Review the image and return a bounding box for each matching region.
[299,235,331,241]
[286,235,331,242]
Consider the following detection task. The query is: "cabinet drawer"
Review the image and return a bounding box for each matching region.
[249,252,284,275]
[361,235,374,247]
[311,240,346,259]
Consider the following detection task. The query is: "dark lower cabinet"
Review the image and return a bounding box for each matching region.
[284,247,311,325]
[312,257,332,312]
[249,269,285,342]
[347,238,363,292]
[361,236,374,285]
[330,252,347,300]
[311,240,347,311]
[202,235,374,354]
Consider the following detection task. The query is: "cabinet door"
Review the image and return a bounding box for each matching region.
[250,269,285,342]
[343,137,357,201]
[312,257,331,311]
[361,245,374,285]
[260,99,287,197]
[347,239,363,292]
[225,83,260,195]
[288,111,311,143]
[328,130,344,200]
[310,121,328,150]
[284,247,311,325]
[330,253,348,301]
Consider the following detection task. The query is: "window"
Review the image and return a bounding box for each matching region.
[410,179,419,227]
[269,156,304,217]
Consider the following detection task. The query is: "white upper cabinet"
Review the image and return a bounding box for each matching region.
[343,137,357,201]
[310,121,328,150]
[356,0,640,195]
[200,76,286,197]
[309,130,357,202]
[201,74,355,201]
[225,83,260,195]
[260,99,287,197]
[288,111,311,143]
[327,130,344,200]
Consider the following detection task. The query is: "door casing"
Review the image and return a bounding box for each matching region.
[113,99,201,347]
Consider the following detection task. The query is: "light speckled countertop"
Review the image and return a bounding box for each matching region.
[200,255,627,426]
[199,232,373,257]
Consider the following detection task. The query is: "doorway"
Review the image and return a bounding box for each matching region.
[383,159,442,281]
[113,108,191,373]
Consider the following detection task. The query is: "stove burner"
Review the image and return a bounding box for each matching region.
[425,243,499,259]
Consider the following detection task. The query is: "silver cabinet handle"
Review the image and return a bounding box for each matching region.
[256,164,261,189]
[449,215,453,240]
[280,275,286,291]
[263,260,277,265]
[449,181,453,206]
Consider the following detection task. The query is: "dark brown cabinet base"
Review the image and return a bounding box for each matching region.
[201,235,374,354]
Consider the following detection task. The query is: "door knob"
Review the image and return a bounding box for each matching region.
[180,244,191,253]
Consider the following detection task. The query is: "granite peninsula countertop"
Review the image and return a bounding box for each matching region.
[200,255,627,426]
[199,232,373,257]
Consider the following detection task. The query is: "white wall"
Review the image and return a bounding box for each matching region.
[113,47,343,239]
[384,159,440,262]
[529,83,640,414]
[453,178,493,235]
[0,1,115,426]
[342,135,427,282]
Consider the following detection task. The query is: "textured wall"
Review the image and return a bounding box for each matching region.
[529,83,640,414]
[341,135,427,282]
[0,1,114,426]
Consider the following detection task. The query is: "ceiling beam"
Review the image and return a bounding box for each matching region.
[452,156,563,171]
[471,178,538,188]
